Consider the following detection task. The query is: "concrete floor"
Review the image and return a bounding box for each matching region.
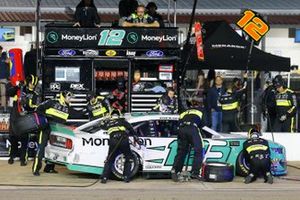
[0,160,300,200]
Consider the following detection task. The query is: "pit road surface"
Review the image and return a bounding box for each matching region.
[0,160,300,200]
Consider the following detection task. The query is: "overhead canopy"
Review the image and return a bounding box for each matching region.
[187,21,291,71]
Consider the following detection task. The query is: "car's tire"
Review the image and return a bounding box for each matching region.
[235,152,250,177]
[111,152,140,180]
[202,162,234,182]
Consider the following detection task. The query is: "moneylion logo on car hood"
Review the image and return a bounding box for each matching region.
[141,35,177,42]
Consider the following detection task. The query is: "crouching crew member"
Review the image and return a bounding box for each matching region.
[8,75,38,166]
[101,109,138,184]
[85,92,111,120]
[244,128,273,184]
[273,75,297,132]
[32,91,74,176]
[171,104,205,181]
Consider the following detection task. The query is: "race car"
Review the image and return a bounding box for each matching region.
[45,112,287,180]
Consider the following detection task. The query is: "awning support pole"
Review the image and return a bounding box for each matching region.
[174,0,177,27]
[167,0,171,25]
[35,0,41,75]
[245,39,255,124]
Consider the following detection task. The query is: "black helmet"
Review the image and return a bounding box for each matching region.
[87,92,96,101]
[272,75,285,88]
[247,128,262,139]
[117,79,125,89]
[59,90,74,103]
[146,2,157,10]
[25,75,38,87]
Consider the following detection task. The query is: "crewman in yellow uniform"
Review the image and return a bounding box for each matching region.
[32,91,74,176]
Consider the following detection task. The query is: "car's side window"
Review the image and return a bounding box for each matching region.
[132,121,159,137]
[156,120,179,138]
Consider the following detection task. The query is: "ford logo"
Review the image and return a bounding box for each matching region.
[146,50,164,57]
[58,49,76,57]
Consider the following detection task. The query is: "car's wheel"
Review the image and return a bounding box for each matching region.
[235,151,250,177]
[202,162,234,182]
[111,152,140,180]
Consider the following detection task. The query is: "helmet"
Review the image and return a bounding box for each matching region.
[59,90,74,104]
[247,128,262,139]
[87,92,96,102]
[110,109,121,119]
[25,75,38,87]
[146,2,157,10]
[272,75,285,88]
[117,79,125,90]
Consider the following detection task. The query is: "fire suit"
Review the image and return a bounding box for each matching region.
[33,99,70,175]
[101,117,136,182]
[243,137,271,183]
[8,84,29,165]
[219,89,245,133]
[86,96,111,120]
[153,94,178,113]
[261,85,277,131]
[172,108,204,177]
[274,88,297,132]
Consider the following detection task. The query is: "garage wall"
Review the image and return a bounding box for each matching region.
[266,28,300,68]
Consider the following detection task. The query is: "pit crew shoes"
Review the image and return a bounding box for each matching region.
[244,174,255,184]
[264,173,273,184]
[101,177,108,184]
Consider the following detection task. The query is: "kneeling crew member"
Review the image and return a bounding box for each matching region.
[244,128,273,184]
[33,91,74,176]
[171,104,205,181]
[273,75,297,132]
[85,92,111,120]
[101,109,137,184]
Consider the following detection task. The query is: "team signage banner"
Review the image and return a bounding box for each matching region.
[45,27,179,49]
[44,49,179,58]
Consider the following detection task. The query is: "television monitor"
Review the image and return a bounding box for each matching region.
[0,28,15,42]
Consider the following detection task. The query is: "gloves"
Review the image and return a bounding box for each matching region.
[279,115,287,122]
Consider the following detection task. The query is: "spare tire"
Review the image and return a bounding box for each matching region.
[202,162,234,182]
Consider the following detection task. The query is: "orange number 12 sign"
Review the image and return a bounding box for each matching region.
[236,10,269,42]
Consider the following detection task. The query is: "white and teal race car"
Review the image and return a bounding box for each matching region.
[45,113,287,180]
